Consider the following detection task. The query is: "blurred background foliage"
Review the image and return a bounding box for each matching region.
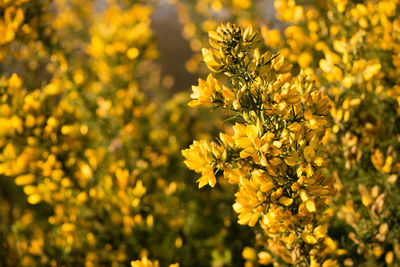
[0,0,400,266]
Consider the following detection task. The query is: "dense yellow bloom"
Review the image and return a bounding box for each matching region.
[184,23,336,265]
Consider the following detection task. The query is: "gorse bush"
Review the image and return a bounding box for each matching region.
[1,0,400,266]
[183,23,337,266]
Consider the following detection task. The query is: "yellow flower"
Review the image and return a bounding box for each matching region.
[188,74,220,107]
[302,232,318,244]
[196,165,216,188]
[242,246,257,261]
[182,140,222,188]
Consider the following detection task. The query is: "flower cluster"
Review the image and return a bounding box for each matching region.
[183,23,338,265]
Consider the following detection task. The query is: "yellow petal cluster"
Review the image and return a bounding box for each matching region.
[183,23,336,265]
